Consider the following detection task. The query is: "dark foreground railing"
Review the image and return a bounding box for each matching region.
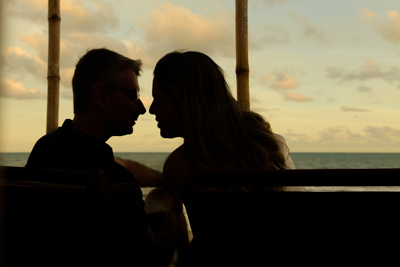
[2,166,400,266]
[178,169,400,266]
[0,166,151,267]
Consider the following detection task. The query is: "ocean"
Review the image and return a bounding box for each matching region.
[1,152,400,193]
[1,152,399,170]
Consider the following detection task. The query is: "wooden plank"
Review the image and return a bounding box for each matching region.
[0,166,102,185]
[180,169,400,266]
[183,169,400,186]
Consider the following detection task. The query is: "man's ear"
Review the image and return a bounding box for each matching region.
[91,84,107,108]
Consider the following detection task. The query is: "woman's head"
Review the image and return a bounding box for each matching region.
[150,50,286,171]
[150,50,238,139]
[152,51,236,118]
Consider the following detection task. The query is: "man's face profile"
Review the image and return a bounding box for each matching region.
[105,69,146,137]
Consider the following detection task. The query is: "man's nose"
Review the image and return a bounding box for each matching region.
[135,99,146,114]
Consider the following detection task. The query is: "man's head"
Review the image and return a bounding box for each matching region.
[72,48,146,138]
[72,48,142,114]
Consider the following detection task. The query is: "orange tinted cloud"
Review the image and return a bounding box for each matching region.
[261,71,300,90]
[139,3,234,59]
[0,77,46,99]
[272,73,300,90]
[18,32,48,61]
[61,0,119,34]
[3,47,46,79]
[283,92,313,102]
[359,8,400,44]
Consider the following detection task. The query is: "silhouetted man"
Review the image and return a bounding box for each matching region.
[26,48,179,266]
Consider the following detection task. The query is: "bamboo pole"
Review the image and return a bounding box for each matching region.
[235,0,250,110]
[46,0,60,133]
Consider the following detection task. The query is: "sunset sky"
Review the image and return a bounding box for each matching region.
[0,0,399,153]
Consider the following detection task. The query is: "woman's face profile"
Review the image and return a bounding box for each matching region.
[149,77,183,139]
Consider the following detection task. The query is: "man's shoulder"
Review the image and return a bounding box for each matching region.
[25,119,89,168]
[33,119,72,144]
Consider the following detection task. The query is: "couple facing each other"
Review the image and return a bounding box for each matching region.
[120,49,296,188]
[26,48,299,265]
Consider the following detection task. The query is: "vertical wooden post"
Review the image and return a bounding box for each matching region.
[235,0,250,110]
[0,3,5,266]
[47,0,60,133]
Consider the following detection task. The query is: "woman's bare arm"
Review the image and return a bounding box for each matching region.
[115,157,166,187]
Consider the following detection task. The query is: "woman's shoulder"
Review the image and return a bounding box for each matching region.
[273,133,296,169]
[273,133,288,155]
[163,145,196,184]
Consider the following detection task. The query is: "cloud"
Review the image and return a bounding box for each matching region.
[61,0,119,34]
[2,46,47,80]
[290,13,327,43]
[357,84,372,92]
[10,32,131,89]
[341,106,370,112]
[284,130,311,141]
[4,1,236,91]
[318,126,365,145]
[5,0,126,86]
[283,92,313,102]
[326,59,400,85]
[18,32,48,62]
[0,77,46,99]
[60,32,129,67]
[5,0,47,25]
[261,71,300,90]
[286,126,400,151]
[138,3,235,64]
[258,70,312,102]
[358,8,400,44]
[279,129,313,149]
[6,0,119,34]
[255,24,290,46]
[364,125,400,141]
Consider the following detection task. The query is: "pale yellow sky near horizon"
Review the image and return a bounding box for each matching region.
[0,0,399,153]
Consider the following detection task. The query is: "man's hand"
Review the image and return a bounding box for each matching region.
[115,157,166,187]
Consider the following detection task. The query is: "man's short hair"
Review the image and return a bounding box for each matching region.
[72,48,142,114]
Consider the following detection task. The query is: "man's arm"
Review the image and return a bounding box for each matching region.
[114,157,166,187]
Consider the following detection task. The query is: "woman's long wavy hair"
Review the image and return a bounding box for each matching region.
[154,51,287,172]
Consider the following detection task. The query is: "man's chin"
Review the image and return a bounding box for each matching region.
[113,127,133,137]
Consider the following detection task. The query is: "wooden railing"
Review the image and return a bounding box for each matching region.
[2,167,399,266]
[0,166,151,267]
[177,169,400,266]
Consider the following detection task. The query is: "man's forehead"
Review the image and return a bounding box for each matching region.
[119,69,140,90]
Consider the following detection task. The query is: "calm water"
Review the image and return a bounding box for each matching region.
[1,152,399,170]
[1,152,400,193]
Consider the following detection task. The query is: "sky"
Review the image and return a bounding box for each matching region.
[0,0,399,153]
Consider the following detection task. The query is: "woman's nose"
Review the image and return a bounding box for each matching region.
[149,100,155,115]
